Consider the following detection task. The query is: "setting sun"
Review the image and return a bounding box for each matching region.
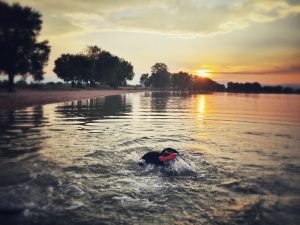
[197,69,211,78]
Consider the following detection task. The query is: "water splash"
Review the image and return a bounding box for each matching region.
[164,157,196,176]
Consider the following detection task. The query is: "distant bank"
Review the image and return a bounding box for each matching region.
[1,88,299,112]
[0,89,143,111]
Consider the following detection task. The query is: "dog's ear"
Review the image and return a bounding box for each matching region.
[161,148,170,156]
[162,148,179,155]
[172,148,179,154]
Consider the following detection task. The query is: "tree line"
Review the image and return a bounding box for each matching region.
[140,63,225,92]
[227,82,300,94]
[139,63,300,94]
[53,46,134,88]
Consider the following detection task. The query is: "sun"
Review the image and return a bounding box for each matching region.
[197,69,211,77]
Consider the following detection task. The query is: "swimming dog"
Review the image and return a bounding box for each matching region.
[139,148,179,166]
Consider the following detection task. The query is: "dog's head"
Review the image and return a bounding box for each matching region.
[161,148,179,156]
[159,148,179,162]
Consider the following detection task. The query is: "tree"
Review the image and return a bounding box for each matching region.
[85,46,102,85]
[0,2,50,92]
[149,63,171,89]
[53,54,74,84]
[53,54,93,87]
[140,73,150,88]
[227,82,261,93]
[192,76,225,92]
[54,46,134,88]
[98,52,120,87]
[116,59,134,86]
[143,63,226,92]
[171,72,192,91]
[86,46,134,88]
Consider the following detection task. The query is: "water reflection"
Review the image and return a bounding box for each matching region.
[0,105,46,156]
[149,92,170,111]
[198,95,206,113]
[55,95,132,122]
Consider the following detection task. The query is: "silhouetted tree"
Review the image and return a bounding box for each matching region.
[144,63,225,92]
[148,63,171,89]
[93,49,134,88]
[282,87,293,94]
[140,73,150,88]
[0,2,50,92]
[225,82,297,94]
[85,46,102,85]
[53,54,73,84]
[101,55,134,88]
[85,45,134,87]
[54,46,134,88]
[116,59,134,86]
[192,76,225,92]
[251,82,262,93]
[93,50,113,84]
[227,82,261,93]
[262,85,282,93]
[171,72,192,91]
[54,54,93,87]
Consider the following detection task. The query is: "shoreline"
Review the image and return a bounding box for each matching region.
[0,89,143,112]
[1,89,298,112]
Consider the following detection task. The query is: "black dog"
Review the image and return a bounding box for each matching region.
[139,148,179,166]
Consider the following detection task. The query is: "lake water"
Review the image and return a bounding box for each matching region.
[0,92,299,225]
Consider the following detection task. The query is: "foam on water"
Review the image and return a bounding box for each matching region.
[65,200,85,210]
[125,151,140,162]
[165,157,196,175]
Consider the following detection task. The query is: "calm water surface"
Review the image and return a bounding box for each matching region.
[0,92,299,225]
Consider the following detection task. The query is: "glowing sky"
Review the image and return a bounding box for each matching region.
[6,0,300,85]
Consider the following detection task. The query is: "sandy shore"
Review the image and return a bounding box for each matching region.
[0,89,143,111]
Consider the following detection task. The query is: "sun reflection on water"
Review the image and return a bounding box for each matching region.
[198,95,206,113]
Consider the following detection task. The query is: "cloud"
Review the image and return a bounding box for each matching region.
[42,15,82,36]
[5,0,300,37]
[215,64,300,75]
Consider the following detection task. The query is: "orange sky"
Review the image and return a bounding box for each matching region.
[6,0,300,85]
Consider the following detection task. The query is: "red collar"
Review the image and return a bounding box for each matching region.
[159,153,176,161]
